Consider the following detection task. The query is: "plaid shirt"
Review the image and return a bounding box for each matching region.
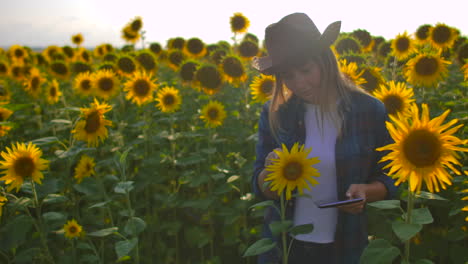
[252,92,397,264]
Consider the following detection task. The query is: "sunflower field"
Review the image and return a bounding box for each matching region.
[0,13,467,264]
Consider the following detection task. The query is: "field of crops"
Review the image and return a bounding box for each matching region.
[0,14,466,264]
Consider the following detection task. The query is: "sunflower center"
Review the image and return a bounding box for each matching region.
[85,111,101,133]
[163,94,175,106]
[31,77,40,90]
[0,113,4,121]
[396,37,410,52]
[382,95,403,115]
[81,51,90,62]
[261,80,274,94]
[98,78,114,91]
[133,79,150,96]
[136,53,156,71]
[283,162,303,180]
[117,57,136,73]
[361,70,378,92]
[336,38,361,55]
[69,226,78,234]
[86,163,91,172]
[0,64,7,74]
[14,157,35,178]
[187,39,204,55]
[80,79,91,91]
[207,108,219,120]
[402,129,441,168]
[131,20,142,32]
[415,57,438,76]
[12,66,22,77]
[231,16,247,31]
[432,26,451,44]
[50,87,57,97]
[196,66,222,90]
[14,49,24,58]
[180,62,198,81]
[238,41,259,58]
[416,25,431,40]
[223,57,244,78]
[51,62,68,75]
[168,51,184,67]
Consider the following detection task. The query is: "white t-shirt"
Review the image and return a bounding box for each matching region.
[292,103,338,243]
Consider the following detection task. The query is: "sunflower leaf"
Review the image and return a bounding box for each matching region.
[243,238,277,257]
[269,220,292,237]
[88,227,118,237]
[359,238,400,264]
[114,181,134,194]
[392,222,422,242]
[115,237,138,259]
[289,223,314,236]
[415,191,448,201]
[367,200,401,210]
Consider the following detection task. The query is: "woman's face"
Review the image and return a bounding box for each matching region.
[280,61,321,103]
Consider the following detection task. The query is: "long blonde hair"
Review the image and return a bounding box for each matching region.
[268,48,364,141]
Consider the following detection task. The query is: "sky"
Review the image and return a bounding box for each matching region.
[0,0,466,48]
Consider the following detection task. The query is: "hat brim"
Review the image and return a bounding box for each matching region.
[252,21,341,75]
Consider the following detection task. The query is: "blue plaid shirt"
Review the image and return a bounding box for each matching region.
[252,92,397,264]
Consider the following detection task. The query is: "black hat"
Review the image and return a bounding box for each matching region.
[252,13,341,75]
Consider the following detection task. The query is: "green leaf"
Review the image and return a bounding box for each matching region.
[360,239,400,264]
[124,217,146,236]
[210,173,225,180]
[249,200,275,210]
[243,238,277,257]
[406,208,433,225]
[392,222,422,242]
[119,147,132,165]
[201,147,216,154]
[269,220,292,237]
[414,259,434,264]
[42,212,66,222]
[74,179,101,197]
[42,194,68,205]
[175,155,206,166]
[115,237,138,259]
[184,226,211,248]
[289,223,314,236]
[89,200,111,209]
[88,227,118,237]
[226,175,240,183]
[29,136,60,146]
[367,200,401,210]
[76,242,94,250]
[50,119,72,125]
[13,247,41,264]
[415,191,448,201]
[0,215,34,249]
[114,181,134,194]
[10,197,33,210]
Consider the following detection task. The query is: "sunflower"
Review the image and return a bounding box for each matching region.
[220,55,247,85]
[179,60,200,83]
[360,66,386,94]
[0,60,9,77]
[49,61,70,80]
[74,72,94,97]
[8,45,28,63]
[23,68,45,98]
[46,79,62,104]
[42,45,62,62]
[194,64,223,95]
[463,63,468,80]
[103,53,117,62]
[373,81,415,118]
[264,142,321,200]
[76,48,92,63]
[149,42,162,55]
[71,33,84,46]
[391,32,416,60]
[200,101,227,128]
[124,71,157,106]
[0,195,6,217]
[415,24,432,44]
[63,219,83,239]
[0,125,12,137]
[128,16,143,32]
[155,86,182,113]
[92,69,120,100]
[168,37,185,50]
[377,103,468,193]
[121,25,140,44]
[71,61,93,75]
[0,142,49,192]
[72,98,112,147]
[334,35,362,56]
[351,29,374,53]
[184,38,207,58]
[339,59,366,86]
[237,40,259,59]
[250,74,275,103]
[93,44,107,57]
[428,23,458,50]
[0,81,11,102]
[230,13,250,34]
[455,42,468,65]
[209,49,227,65]
[404,53,450,87]
[10,63,26,81]
[74,155,95,183]
[116,55,137,76]
[0,107,13,122]
[135,51,157,73]
[167,50,186,71]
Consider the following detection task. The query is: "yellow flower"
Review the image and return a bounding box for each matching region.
[200,101,227,128]
[250,74,275,104]
[73,72,94,97]
[0,107,13,122]
[428,23,458,50]
[42,45,62,62]
[377,103,468,193]
[404,53,450,87]
[360,66,386,94]
[92,69,120,100]
[71,33,84,46]
[462,63,468,81]
[116,55,137,76]
[0,80,10,101]
[23,68,45,98]
[194,64,223,95]
[156,86,182,113]
[220,55,247,85]
[339,59,366,86]
[237,40,259,60]
[373,81,415,118]
[265,143,321,200]
[121,25,140,44]
[167,50,186,71]
[8,45,28,63]
[124,71,157,106]
[0,60,9,77]
[46,79,62,104]
[72,99,112,147]
[74,155,95,183]
[230,13,250,34]
[414,24,432,44]
[63,219,83,239]
[135,51,157,73]
[0,142,49,192]
[391,32,416,60]
[184,38,207,58]
[49,61,70,80]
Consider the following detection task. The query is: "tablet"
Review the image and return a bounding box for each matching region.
[317,198,364,208]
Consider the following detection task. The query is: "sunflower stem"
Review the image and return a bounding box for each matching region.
[404,187,414,263]
[280,194,288,264]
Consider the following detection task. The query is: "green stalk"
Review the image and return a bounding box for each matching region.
[31,180,55,264]
[280,194,288,264]
[405,186,414,263]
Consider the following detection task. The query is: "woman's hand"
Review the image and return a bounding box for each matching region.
[257,148,282,200]
[264,148,282,167]
[337,184,367,214]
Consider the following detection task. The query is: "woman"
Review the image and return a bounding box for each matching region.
[251,13,397,264]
